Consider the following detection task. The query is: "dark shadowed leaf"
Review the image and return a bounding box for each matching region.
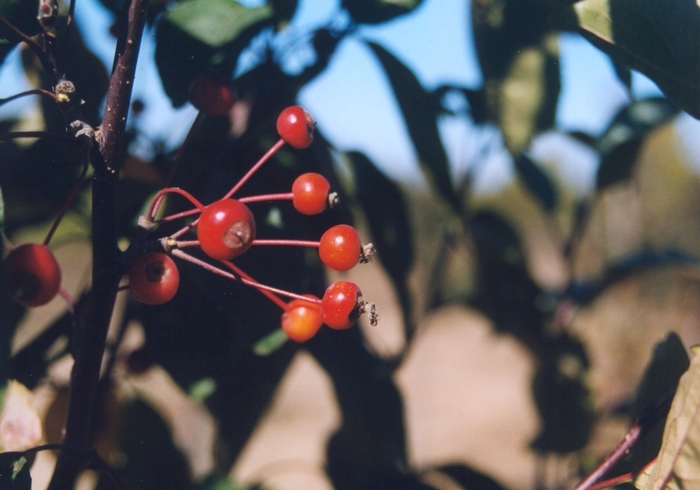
[611,333,689,476]
[366,41,459,210]
[0,0,41,65]
[612,59,633,91]
[343,0,423,24]
[472,0,561,154]
[270,0,298,23]
[0,453,31,489]
[432,85,489,124]
[513,153,558,212]
[165,0,272,48]
[531,334,594,453]
[635,345,700,489]
[347,151,414,336]
[554,0,700,119]
[431,464,507,490]
[596,97,680,189]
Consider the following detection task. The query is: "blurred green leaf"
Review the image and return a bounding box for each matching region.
[0,453,31,489]
[472,0,561,154]
[343,0,423,24]
[366,41,459,210]
[554,0,700,119]
[165,0,272,48]
[513,153,558,212]
[196,474,250,490]
[253,328,288,356]
[596,97,679,190]
[188,377,218,403]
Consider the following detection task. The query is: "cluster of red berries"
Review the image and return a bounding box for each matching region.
[2,69,375,343]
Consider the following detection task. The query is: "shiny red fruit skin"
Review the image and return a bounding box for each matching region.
[321,281,362,330]
[319,224,361,271]
[281,295,323,342]
[5,243,61,307]
[197,199,256,261]
[277,106,315,149]
[188,71,235,116]
[292,173,330,215]
[129,252,180,305]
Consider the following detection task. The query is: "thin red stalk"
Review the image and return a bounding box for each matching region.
[174,240,199,248]
[0,16,55,81]
[164,111,204,187]
[572,422,642,490]
[156,207,200,223]
[147,187,205,220]
[0,89,56,106]
[586,457,657,490]
[222,138,285,199]
[220,260,288,310]
[43,149,90,246]
[252,239,320,247]
[171,218,198,239]
[239,192,294,203]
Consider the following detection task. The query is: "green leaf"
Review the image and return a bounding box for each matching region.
[188,377,217,403]
[343,0,423,24]
[196,474,250,490]
[165,0,273,48]
[253,328,288,356]
[366,41,459,211]
[0,452,31,489]
[554,0,700,119]
[513,153,558,212]
[472,0,561,154]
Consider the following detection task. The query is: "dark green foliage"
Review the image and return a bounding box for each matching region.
[366,41,460,211]
[343,0,423,24]
[513,153,558,212]
[0,452,31,489]
[596,97,679,190]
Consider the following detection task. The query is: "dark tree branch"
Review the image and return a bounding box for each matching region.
[46,0,148,487]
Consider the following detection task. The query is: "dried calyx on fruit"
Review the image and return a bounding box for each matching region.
[128,252,180,305]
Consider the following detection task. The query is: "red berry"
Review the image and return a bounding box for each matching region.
[4,244,61,307]
[197,199,256,261]
[188,71,235,116]
[292,173,330,215]
[321,281,362,330]
[129,252,180,305]
[319,224,361,271]
[277,106,315,149]
[281,295,322,342]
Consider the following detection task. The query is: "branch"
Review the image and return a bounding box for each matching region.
[47,0,148,487]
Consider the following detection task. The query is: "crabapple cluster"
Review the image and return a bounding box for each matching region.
[127,105,376,341]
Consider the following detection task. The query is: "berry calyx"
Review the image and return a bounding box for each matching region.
[188,71,235,116]
[292,173,331,215]
[128,252,180,305]
[281,295,323,342]
[197,199,256,261]
[319,224,361,271]
[5,244,61,307]
[277,106,315,149]
[321,281,363,330]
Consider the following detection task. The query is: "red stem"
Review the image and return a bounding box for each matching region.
[252,239,320,247]
[147,187,205,220]
[0,89,57,106]
[222,138,286,199]
[239,192,294,203]
[220,261,288,310]
[572,422,642,490]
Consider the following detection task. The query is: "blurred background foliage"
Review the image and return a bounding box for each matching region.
[0,0,699,488]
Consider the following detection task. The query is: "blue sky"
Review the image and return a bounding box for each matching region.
[2,0,694,194]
